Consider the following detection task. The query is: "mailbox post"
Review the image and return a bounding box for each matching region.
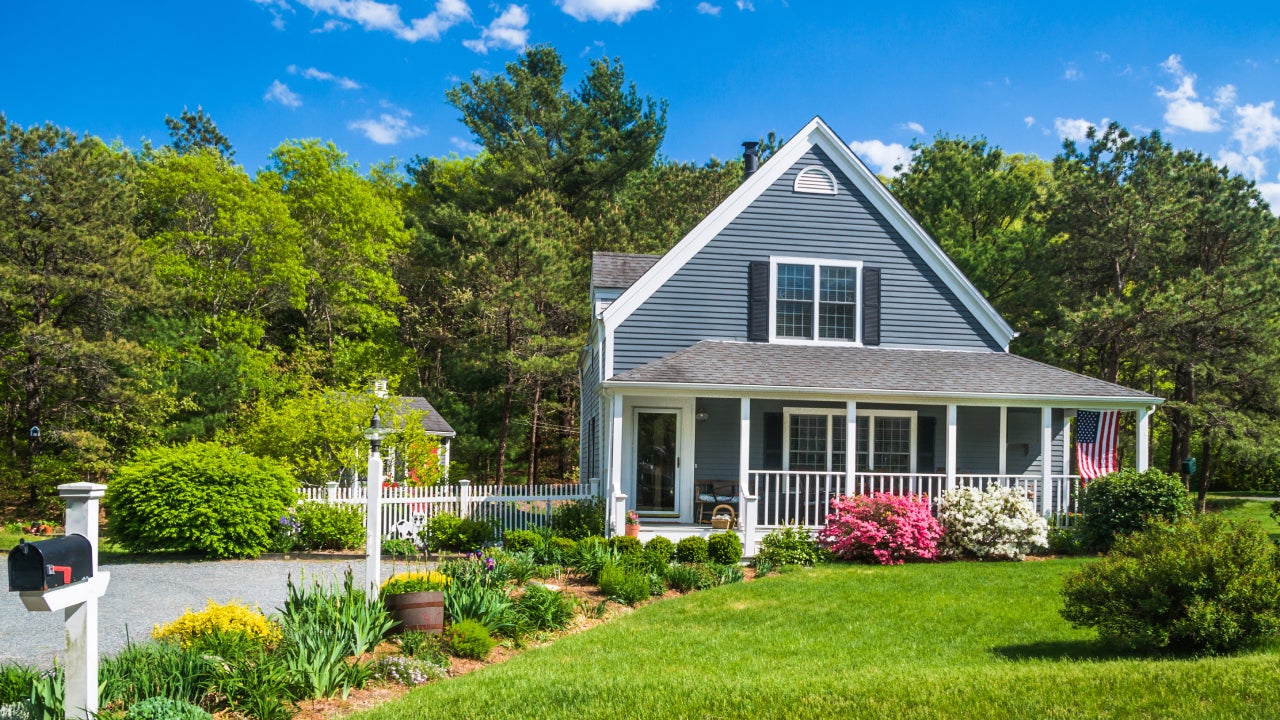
[7,482,110,720]
[363,409,392,596]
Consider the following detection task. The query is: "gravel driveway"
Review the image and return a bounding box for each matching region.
[0,556,405,667]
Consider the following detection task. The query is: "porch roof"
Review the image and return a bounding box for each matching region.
[605,341,1160,406]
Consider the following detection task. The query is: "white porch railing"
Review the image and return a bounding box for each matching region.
[299,480,597,539]
[747,471,1080,529]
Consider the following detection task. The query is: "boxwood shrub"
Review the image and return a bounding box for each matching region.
[107,442,297,558]
[674,536,710,564]
[707,531,743,565]
[1076,468,1192,551]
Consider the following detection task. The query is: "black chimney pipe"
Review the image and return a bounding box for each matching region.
[742,141,759,179]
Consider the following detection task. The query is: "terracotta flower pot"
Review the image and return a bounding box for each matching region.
[625,523,639,538]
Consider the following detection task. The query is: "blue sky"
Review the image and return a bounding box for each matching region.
[5,1,1279,206]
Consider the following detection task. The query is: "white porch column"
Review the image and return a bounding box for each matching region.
[945,404,957,492]
[739,397,756,556]
[609,393,627,537]
[845,401,858,497]
[1040,407,1053,517]
[998,406,1008,476]
[1136,405,1151,472]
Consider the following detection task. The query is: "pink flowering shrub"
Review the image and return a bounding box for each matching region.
[817,493,943,565]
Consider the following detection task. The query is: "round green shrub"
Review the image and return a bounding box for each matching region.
[643,536,675,564]
[107,442,297,559]
[1061,514,1280,653]
[125,697,212,720]
[447,619,495,660]
[1077,468,1192,551]
[547,536,577,561]
[294,501,364,550]
[608,535,643,556]
[707,531,743,565]
[596,563,650,605]
[674,536,710,564]
[504,529,544,553]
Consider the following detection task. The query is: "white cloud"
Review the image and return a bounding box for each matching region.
[557,0,656,23]
[848,139,915,178]
[263,80,302,108]
[463,4,529,53]
[348,106,426,145]
[1257,182,1280,212]
[1232,101,1280,155]
[1053,117,1096,143]
[901,121,925,135]
[294,0,470,42]
[1064,65,1082,81]
[1024,116,1036,128]
[451,136,482,153]
[1218,149,1266,179]
[1096,51,1110,63]
[300,66,362,89]
[1156,54,1221,132]
[696,2,721,15]
[1215,84,1238,107]
[736,0,754,9]
[312,18,349,32]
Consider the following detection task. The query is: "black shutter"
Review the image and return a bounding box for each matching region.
[862,267,881,346]
[763,412,783,470]
[916,416,936,473]
[748,261,769,342]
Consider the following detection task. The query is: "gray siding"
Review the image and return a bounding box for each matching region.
[957,406,1000,473]
[613,146,1000,374]
[692,398,742,479]
[579,333,602,479]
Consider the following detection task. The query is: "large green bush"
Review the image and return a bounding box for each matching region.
[707,531,743,565]
[421,512,498,553]
[550,497,605,540]
[755,525,820,567]
[1061,514,1280,653]
[294,502,364,550]
[107,442,297,558]
[1076,468,1192,551]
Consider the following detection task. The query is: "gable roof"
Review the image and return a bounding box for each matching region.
[599,117,1017,350]
[592,252,661,289]
[606,341,1158,407]
[400,396,456,437]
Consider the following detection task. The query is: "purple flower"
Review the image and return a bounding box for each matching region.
[485,557,495,571]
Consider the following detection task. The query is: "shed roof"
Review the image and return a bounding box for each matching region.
[606,341,1158,405]
[400,396,456,436]
[591,252,660,289]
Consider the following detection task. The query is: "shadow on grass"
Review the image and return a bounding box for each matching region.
[991,639,1149,662]
[1203,498,1247,512]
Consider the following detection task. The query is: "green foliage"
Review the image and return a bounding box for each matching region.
[707,531,743,565]
[368,656,447,686]
[1046,527,1082,556]
[607,535,642,556]
[674,536,709,564]
[99,641,213,708]
[569,537,619,583]
[1076,468,1193,551]
[422,512,499,553]
[755,526,820,567]
[0,665,40,706]
[663,563,714,593]
[550,497,605,540]
[124,697,211,720]
[710,563,745,586]
[514,583,577,631]
[106,442,297,558]
[382,537,419,557]
[280,569,396,658]
[164,106,234,159]
[546,537,577,563]
[642,536,674,564]
[503,530,544,553]
[596,562,650,606]
[443,581,514,635]
[1061,515,1280,653]
[395,631,451,668]
[447,620,495,660]
[294,501,364,551]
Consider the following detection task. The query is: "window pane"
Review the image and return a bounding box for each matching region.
[819,266,856,341]
[776,264,814,339]
[789,414,827,471]
[856,423,869,471]
[776,300,813,338]
[832,415,847,472]
[873,417,911,472]
[776,264,814,300]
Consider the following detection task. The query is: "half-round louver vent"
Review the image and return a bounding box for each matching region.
[793,166,838,195]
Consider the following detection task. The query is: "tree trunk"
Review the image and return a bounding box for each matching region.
[1196,436,1213,514]
[495,364,514,491]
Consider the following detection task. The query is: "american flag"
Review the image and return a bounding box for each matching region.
[1075,410,1119,480]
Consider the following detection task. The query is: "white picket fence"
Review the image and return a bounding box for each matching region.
[299,480,598,540]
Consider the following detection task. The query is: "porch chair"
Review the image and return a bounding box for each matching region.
[695,480,740,524]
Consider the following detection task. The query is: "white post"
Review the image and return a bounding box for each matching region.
[845,401,857,497]
[325,481,338,504]
[1040,407,1053,517]
[59,483,106,720]
[443,438,452,481]
[365,444,382,596]
[609,393,627,537]
[1136,406,1151,472]
[945,404,957,492]
[998,406,1008,476]
[739,398,754,556]
[458,478,472,518]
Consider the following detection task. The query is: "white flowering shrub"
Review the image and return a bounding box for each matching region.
[936,485,1049,560]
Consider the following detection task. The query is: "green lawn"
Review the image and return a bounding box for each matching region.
[1205,496,1280,542]
[356,560,1280,720]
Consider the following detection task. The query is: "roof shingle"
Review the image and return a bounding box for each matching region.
[591,252,660,289]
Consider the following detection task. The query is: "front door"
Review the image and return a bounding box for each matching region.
[633,408,680,517]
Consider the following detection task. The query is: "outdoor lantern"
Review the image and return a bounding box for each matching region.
[362,407,392,451]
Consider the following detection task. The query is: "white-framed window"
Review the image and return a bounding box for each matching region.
[782,408,917,473]
[769,257,862,344]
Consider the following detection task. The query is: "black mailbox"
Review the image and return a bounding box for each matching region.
[7,534,93,592]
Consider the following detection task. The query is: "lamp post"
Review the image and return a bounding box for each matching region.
[362,408,393,596]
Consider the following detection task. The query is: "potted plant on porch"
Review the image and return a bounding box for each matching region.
[381,570,450,634]
[626,510,640,538]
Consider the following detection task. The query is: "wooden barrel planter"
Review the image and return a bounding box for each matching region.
[385,591,444,634]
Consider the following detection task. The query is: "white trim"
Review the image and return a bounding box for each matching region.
[1040,407,1053,515]
[859,409,918,474]
[781,407,917,474]
[945,404,957,490]
[599,116,1016,350]
[793,165,839,195]
[738,398,751,498]
[629,407,684,518]
[998,406,1008,476]
[1136,405,1151,472]
[768,256,863,345]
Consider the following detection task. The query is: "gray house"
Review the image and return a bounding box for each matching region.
[579,117,1160,547]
